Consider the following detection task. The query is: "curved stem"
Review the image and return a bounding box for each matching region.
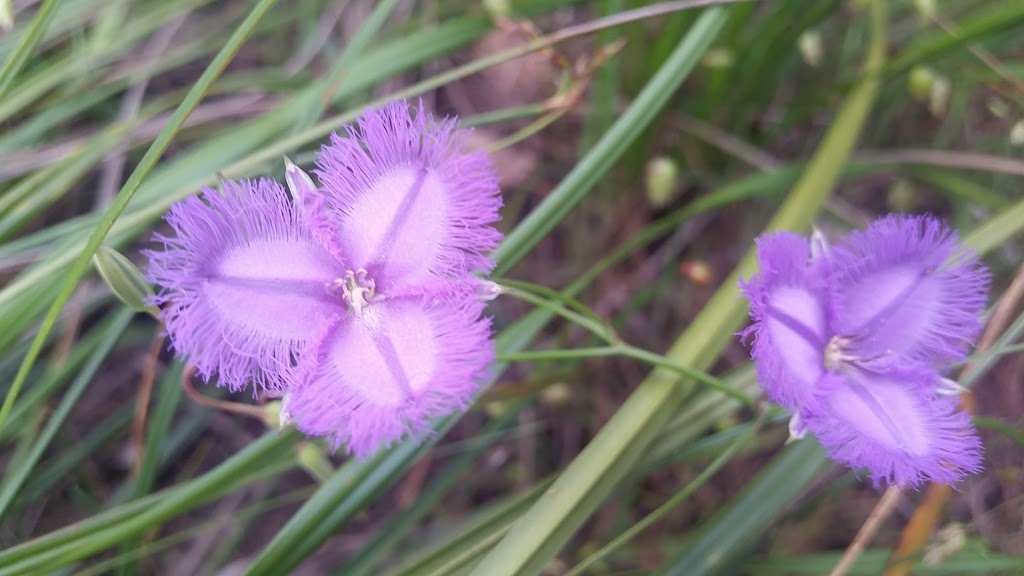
[181,366,267,421]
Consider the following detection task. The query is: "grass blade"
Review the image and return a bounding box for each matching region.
[0,0,281,434]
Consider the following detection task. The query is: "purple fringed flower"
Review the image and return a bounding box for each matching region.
[147,101,502,457]
[740,214,988,487]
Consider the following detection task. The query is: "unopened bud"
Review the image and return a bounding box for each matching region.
[296,442,335,482]
[987,97,1010,119]
[484,400,507,418]
[937,377,966,396]
[540,382,572,407]
[908,66,936,101]
[887,179,917,213]
[263,400,283,429]
[913,0,937,20]
[810,226,830,260]
[0,0,12,33]
[702,48,734,69]
[679,260,714,286]
[923,523,966,565]
[787,412,807,444]
[798,30,823,67]
[644,156,680,209]
[93,245,158,316]
[1010,120,1024,147]
[477,279,503,301]
[283,156,317,203]
[483,0,512,20]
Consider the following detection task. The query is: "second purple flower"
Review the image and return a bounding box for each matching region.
[741,215,988,487]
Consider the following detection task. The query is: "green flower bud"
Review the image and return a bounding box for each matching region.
[908,66,935,101]
[644,156,680,209]
[798,30,823,68]
[296,442,335,483]
[887,179,917,213]
[913,0,937,20]
[0,0,12,33]
[701,48,734,69]
[93,245,158,316]
[483,0,511,19]
[1010,120,1024,147]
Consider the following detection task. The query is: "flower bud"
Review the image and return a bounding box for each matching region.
[908,66,935,101]
[540,382,572,407]
[913,0,937,20]
[483,0,511,19]
[283,156,317,203]
[644,156,680,209]
[701,48,734,69]
[886,179,917,213]
[679,260,714,286]
[798,30,823,68]
[0,0,12,33]
[295,442,335,482]
[1011,120,1024,147]
[93,245,157,316]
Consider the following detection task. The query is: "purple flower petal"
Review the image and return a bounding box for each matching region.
[740,232,837,412]
[287,296,493,457]
[829,214,990,363]
[808,364,982,488]
[310,100,502,290]
[145,179,344,391]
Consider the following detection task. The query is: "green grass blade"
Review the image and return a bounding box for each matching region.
[0,309,133,520]
[0,430,299,574]
[337,402,529,576]
[245,443,422,575]
[886,2,1024,74]
[0,0,58,99]
[290,0,401,131]
[492,6,730,276]
[0,0,281,434]
[655,440,831,575]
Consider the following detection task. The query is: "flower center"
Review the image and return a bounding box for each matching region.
[824,334,896,371]
[330,268,380,315]
[824,336,857,370]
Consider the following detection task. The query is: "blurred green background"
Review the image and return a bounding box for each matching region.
[1,1,1023,574]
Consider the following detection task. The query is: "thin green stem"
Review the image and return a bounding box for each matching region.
[501,287,615,343]
[498,346,752,406]
[617,345,754,407]
[497,278,610,333]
